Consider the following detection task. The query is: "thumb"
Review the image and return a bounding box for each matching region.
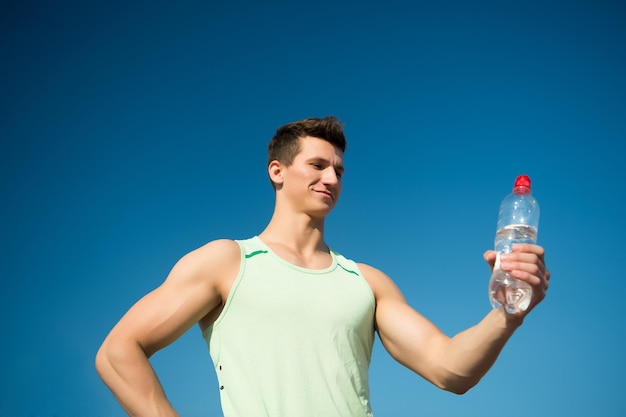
[484,250,497,271]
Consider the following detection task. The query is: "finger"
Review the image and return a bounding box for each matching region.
[501,252,543,266]
[495,250,544,270]
[483,250,497,273]
[500,256,547,287]
[511,243,545,259]
[506,264,543,286]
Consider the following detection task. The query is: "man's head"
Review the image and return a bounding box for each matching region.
[267,117,346,218]
[267,116,346,189]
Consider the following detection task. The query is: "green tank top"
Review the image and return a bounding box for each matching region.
[202,236,376,417]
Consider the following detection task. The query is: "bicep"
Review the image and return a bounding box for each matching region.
[110,280,214,356]
[105,240,238,357]
[375,297,448,376]
[360,263,450,383]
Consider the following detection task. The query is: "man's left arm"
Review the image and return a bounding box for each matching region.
[360,244,550,394]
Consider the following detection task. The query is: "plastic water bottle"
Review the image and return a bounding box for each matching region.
[488,175,540,314]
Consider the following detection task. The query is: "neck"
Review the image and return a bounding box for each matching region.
[258,211,333,269]
[259,197,328,254]
[259,208,327,254]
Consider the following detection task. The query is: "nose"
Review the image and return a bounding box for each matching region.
[322,167,340,186]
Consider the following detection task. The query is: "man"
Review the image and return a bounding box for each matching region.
[96,116,550,417]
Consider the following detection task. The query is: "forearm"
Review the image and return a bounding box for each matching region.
[437,308,522,393]
[95,341,179,417]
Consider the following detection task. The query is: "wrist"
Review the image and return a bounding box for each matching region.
[488,307,524,331]
[503,308,525,329]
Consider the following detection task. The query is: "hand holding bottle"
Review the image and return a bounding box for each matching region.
[484,243,550,316]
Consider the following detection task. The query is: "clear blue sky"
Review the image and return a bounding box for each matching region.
[2,1,625,416]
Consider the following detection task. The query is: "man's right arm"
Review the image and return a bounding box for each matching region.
[95,239,241,417]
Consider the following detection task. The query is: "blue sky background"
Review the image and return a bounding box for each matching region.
[2,1,625,416]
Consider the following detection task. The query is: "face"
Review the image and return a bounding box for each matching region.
[270,136,344,218]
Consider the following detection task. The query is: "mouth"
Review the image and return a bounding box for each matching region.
[315,190,334,201]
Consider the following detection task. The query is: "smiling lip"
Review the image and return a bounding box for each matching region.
[315,190,334,201]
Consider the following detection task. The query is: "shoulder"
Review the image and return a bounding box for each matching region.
[168,239,242,285]
[357,262,406,302]
[187,239,242,262]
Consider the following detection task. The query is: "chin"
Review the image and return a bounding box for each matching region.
[308,205,335,219]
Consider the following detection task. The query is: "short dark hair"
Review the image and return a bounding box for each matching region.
[267,116,346,167]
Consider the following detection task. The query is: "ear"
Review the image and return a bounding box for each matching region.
[268,160,285,186]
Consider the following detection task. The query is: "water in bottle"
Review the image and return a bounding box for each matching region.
[488,175,540,314]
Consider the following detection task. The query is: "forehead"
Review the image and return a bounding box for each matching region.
[296,136,344,161]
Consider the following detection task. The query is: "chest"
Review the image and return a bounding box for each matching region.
[230,255,375,337]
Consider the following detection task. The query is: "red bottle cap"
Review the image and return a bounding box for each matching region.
[513,174,531,194]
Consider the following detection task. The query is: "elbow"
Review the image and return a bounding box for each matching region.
[95,338,129,381]
[445,383,474,395]
[95,341,112,380]
[442,379,479,395]
[435,370,481,395]
[95,336,149,382]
